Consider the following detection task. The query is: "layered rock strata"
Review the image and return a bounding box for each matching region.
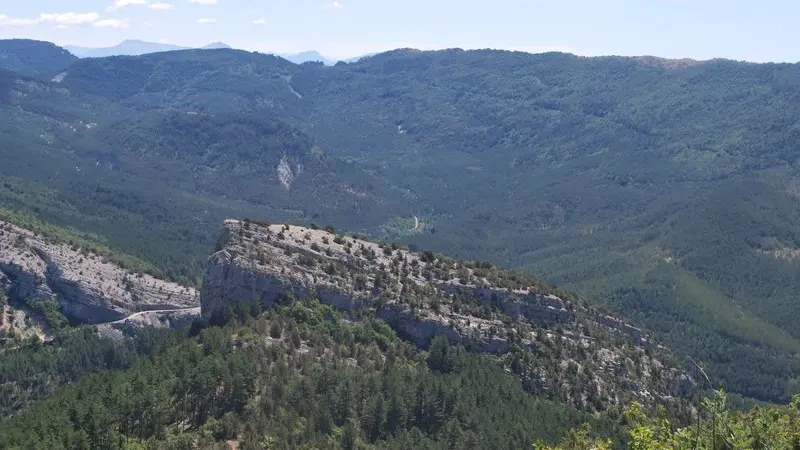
[0,220,198,324]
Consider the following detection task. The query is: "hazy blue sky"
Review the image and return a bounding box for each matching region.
[1,0,798,61]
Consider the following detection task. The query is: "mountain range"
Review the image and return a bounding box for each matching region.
[62,39,352,64]
[1,38,800,410]
[64,39,232,58]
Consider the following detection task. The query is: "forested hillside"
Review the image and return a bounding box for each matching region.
[0,68,408,284]
[3,303,798,448]
[0,213,697,448]
[0,301,622,449]
[0,39,77,77]
[1,40,800,404]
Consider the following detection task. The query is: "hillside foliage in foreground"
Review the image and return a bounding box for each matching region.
[0,300,622,449]
[540,390,800,450]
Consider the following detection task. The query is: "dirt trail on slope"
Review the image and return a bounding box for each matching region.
[409,216,421,232]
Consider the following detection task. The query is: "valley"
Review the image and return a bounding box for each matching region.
[0,36,800,447]
[3,40,797,403]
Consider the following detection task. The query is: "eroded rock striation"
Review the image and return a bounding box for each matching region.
[201,219,694,409]
[0,220,198,324]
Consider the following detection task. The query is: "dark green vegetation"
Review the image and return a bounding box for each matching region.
[0,301,620,449]
[0,51,406,285]
[2,39,800,403]
[0,39,77,77]
[0,327,171,417]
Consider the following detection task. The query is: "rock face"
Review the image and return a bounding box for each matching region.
[202,220,641,345]
[201,219,694,409]
[95,307,202,340]
[0,220,198,324]
[436,283,573,325]
[201,221,574,337]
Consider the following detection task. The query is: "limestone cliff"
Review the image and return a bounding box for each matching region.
[0,220,198,325]
[201,219,694,409]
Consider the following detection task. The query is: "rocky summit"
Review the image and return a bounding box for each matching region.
[201,219,694,410]
[0,219,198,325]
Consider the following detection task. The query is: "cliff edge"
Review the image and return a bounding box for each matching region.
[201,219,694,410]
[0,220,198,325]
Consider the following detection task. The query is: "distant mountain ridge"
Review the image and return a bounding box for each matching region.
[277,50,376,65]
[64,40,233,58]
[62,39,363,64]
[65,39,203,58]
[0,39,77,77]
[279,50,334,65]
[202,42,231,50]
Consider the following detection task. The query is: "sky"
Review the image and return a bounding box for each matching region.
[0,0,799,62]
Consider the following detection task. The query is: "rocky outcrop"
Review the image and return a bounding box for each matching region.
[198,220,663,356]
[206,222,541,317]
[94,307,201,340]
[200,219,695,408]
[437,283,572,325]
[669,373,695,398]
[597,314,646,345]
[376,307,510,354]
[0,261,55,303]
[201,220,644,343]
[0,220,198,324]
[201,246,366,320]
